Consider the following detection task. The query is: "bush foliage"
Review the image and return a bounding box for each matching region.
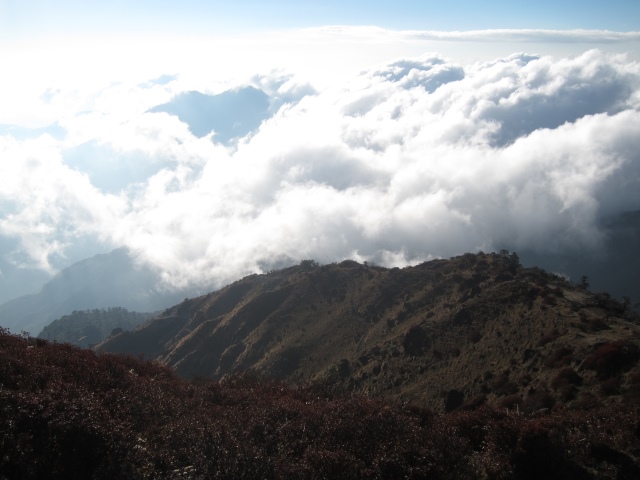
[2,328,640,479]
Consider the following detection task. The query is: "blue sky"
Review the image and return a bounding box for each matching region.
[2,0,640,38]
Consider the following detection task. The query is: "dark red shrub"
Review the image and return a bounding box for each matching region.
[522,390,556,415]
[551,368,583,389]
[3,329,640,479]
[513,425,590,480]
[445,389,465,412]
[569,392,603,410]
[582,340,640,379]
[499,394,523,411]
[402,325,430,356]
[537,330,560,347]
[467,330,482,343]
[600,377,622,396]
[459,394,487,411]
[544,346,574,369]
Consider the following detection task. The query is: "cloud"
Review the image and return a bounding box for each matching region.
[1,49,639,293]
[0,134,126,272]
[141,74,178,87]
[371,57,465,93]
[391,28,640,44]
[0,123,66,141]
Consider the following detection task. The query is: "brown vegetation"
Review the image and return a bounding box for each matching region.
[3,328,640,479]
[98,252,640,413]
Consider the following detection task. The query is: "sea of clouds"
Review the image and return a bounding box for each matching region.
[1,46,639,293]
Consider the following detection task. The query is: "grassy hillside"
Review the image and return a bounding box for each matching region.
[2,328,640,479]
[99,252,640,412]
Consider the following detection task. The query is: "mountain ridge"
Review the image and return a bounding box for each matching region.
[98,252,640,412]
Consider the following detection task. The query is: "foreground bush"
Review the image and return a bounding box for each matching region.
[1,329,640,479]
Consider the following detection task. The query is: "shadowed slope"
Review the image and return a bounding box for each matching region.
[3,328,640,479]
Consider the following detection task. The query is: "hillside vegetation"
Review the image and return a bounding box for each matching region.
[99,252,640,413]
[2,328,640,479]
[38,307,153,348]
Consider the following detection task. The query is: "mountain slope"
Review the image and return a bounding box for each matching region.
[0,248,192,336]
[98,252,640,412]
[38,307,154,348]
[4,328,640,479]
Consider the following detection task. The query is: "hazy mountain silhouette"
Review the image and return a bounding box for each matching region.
[148,86,270,143]
[0,244,50,306]
[518,210,640,306]
[0,248,193,336]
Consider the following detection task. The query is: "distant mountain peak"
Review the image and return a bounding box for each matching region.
[0,248,194,336]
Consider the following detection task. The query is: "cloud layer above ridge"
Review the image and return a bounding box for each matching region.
[1,48,639,291]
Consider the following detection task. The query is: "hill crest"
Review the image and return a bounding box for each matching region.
[98,252,640,412]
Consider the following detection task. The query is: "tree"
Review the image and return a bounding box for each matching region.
[577,275,590,290]
[300,259,319,270]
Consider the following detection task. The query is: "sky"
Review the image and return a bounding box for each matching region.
[1,1,639,302]
[2,1,640,35]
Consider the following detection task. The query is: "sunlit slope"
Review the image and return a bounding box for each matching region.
[99,252,640,412]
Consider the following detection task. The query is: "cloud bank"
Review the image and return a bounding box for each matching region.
[402,29,640,43]
[1,48,639,292]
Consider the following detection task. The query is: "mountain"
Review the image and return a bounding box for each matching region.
[98,252,640,413]
[147,86,271,143]
[0,248,193,336]
[0,236,53,305]
[38,307,154,348]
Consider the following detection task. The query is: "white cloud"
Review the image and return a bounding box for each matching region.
[1,46,639,292]
[0,134,126,271]
[402,29,640,43]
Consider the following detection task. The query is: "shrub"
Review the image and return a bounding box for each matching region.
[402,325,430,356]
[522,390,556,415]
[544,346,574,369]
[299,259,320,269]
[490,371,519,396]
[468,330,482,343]
[3,329,640,479]
[570,392,602,410]
[444,389,465,412]
[499,394,523,411]
[600,377,622,396]
[551,368,583,389]
[582,340,640,379]
[537,330,560,347]
[551,368,583,402]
